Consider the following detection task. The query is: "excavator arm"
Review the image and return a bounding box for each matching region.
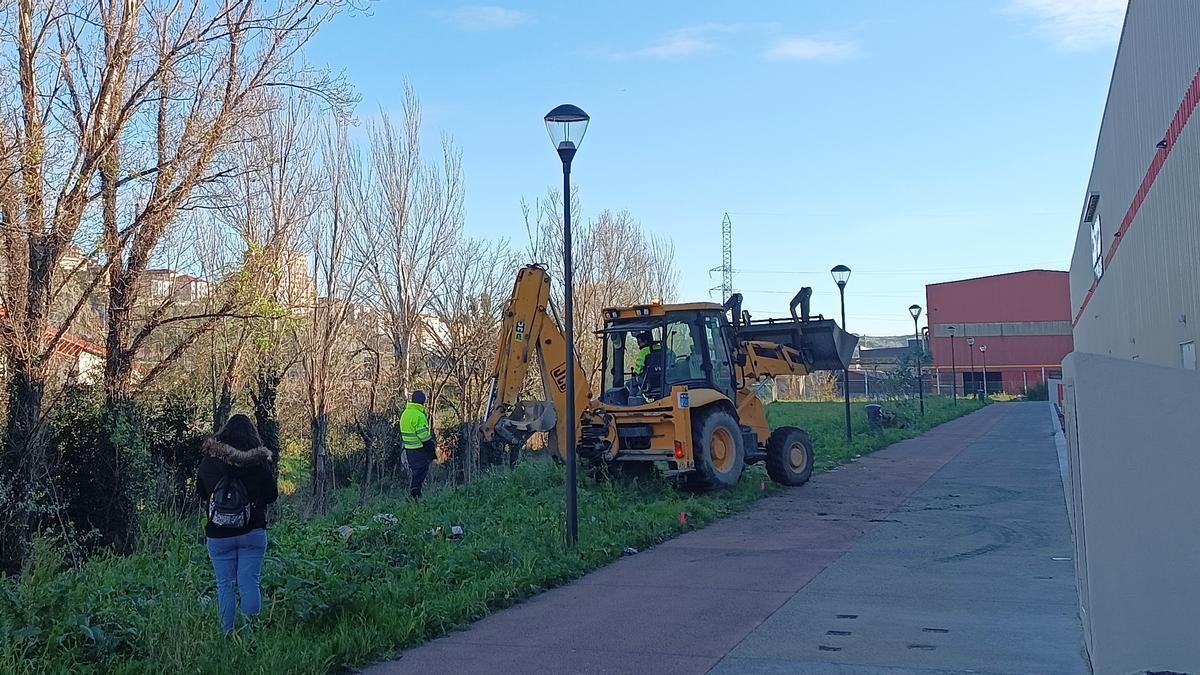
[482,265,591,459]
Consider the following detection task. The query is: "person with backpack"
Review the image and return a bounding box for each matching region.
[197,414,278,634]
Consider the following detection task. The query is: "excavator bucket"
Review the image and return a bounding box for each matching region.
[738,317,859,372]
[492,400,558,446]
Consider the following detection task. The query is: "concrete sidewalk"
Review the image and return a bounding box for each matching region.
[366,403,1087,674]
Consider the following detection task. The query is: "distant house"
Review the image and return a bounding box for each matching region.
[143,269,210,303]
[0,307,107,385]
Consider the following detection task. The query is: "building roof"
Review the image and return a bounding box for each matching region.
[926,269,1068,287]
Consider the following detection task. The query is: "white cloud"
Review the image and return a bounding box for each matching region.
[763,37,859,63]
[637,31,711,59]
[442,5,530,32]
[1005,0,1127,51]
[611,24,752,60]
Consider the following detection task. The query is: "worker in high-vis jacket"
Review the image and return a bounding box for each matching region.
[399,390,436,499]
[632,331,666,398]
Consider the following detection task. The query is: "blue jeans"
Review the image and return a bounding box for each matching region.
[206,528,268,633]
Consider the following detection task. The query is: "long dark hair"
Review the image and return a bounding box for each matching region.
[215,414,264,451]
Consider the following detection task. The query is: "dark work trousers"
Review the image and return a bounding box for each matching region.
[405,448,433,499]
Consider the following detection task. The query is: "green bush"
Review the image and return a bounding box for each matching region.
[46,387,209,561]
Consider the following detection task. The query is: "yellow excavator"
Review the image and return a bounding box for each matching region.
[482,265,857,489]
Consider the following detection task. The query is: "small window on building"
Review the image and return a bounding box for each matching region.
[1181,341,1196,371]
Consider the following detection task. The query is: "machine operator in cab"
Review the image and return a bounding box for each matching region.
[632,331,666,397]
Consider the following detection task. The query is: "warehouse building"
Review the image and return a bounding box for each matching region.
[1062,2,1200,673]
[925,270,1073,396]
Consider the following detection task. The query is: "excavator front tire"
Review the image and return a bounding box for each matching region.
[687,407,745,490]
[765,426,814,486]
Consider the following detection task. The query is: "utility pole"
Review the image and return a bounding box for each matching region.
[709,213,734,300]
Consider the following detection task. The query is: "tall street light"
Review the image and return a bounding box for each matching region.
[947,324,958,405]
[545,103,588,547]
[979,344,989,398]
[966,336,976,398]
[831,265,852,442]
[909,304,924,416]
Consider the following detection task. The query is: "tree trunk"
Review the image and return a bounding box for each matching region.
[252,370,282,470]
[310,411,331,514]
[104,276,136,406]
[212,391,234,432]
[96,396,141,554]
[0,355,48,573]
[0,234,54,573]
[357,412,388,504]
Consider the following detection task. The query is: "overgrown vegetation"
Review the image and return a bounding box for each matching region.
[2,398,980,674]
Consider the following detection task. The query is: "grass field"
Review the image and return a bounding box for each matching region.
[1,397,981,674]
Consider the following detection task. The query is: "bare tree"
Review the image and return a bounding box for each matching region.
[0,0,352,567]
[220,93,321,453]
[293,125,364,514]
[356,85,464,399]
[427,237,517,483]
[524,192,680,389]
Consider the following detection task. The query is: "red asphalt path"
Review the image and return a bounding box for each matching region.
[363,405,1006,675]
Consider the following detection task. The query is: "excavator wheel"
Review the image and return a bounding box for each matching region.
[686,407,745,490]
[765,426,814,486]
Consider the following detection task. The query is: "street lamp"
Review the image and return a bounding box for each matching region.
[947,324,957,404]
[831,265,852,442]
[545,103,589,547]
[908,304,924,416]
[979,344,989,397]
[966,336,976,398]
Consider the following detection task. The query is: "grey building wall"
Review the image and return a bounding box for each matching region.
[1062,353,1200,675]
[1069,0,1200,368]
[1064,2,1200,673]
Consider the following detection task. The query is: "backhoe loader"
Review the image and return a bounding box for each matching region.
[482,265,857,489]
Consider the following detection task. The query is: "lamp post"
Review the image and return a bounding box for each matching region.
[979,344,989,397]
[831,265,852,442]
[947,325,957,404]
[544,104,589,547]
[966,336,976,398]
[909,304,924,416]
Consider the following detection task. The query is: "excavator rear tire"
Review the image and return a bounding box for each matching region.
[765,426,814,486]
[687,407,745,490]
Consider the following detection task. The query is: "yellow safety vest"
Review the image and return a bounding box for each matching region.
[400,402,432,450]
[634,343,662,375]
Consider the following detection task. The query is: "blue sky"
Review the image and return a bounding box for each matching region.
[306,0,1126,336]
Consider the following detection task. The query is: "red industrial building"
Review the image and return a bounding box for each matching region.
[926,270,1073,395]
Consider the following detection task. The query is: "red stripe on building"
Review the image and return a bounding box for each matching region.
[1073,67,1200,326]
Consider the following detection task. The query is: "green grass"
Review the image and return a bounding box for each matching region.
[1,396,981,674]
[769,396,985,472]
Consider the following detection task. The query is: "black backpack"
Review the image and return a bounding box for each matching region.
[208,473,253,529]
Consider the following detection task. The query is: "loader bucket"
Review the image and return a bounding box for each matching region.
[739,317,859,372]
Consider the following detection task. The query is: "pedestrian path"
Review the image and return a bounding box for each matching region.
[365,403,1087,674]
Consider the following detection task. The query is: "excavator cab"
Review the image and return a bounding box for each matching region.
[598,309,736,408]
